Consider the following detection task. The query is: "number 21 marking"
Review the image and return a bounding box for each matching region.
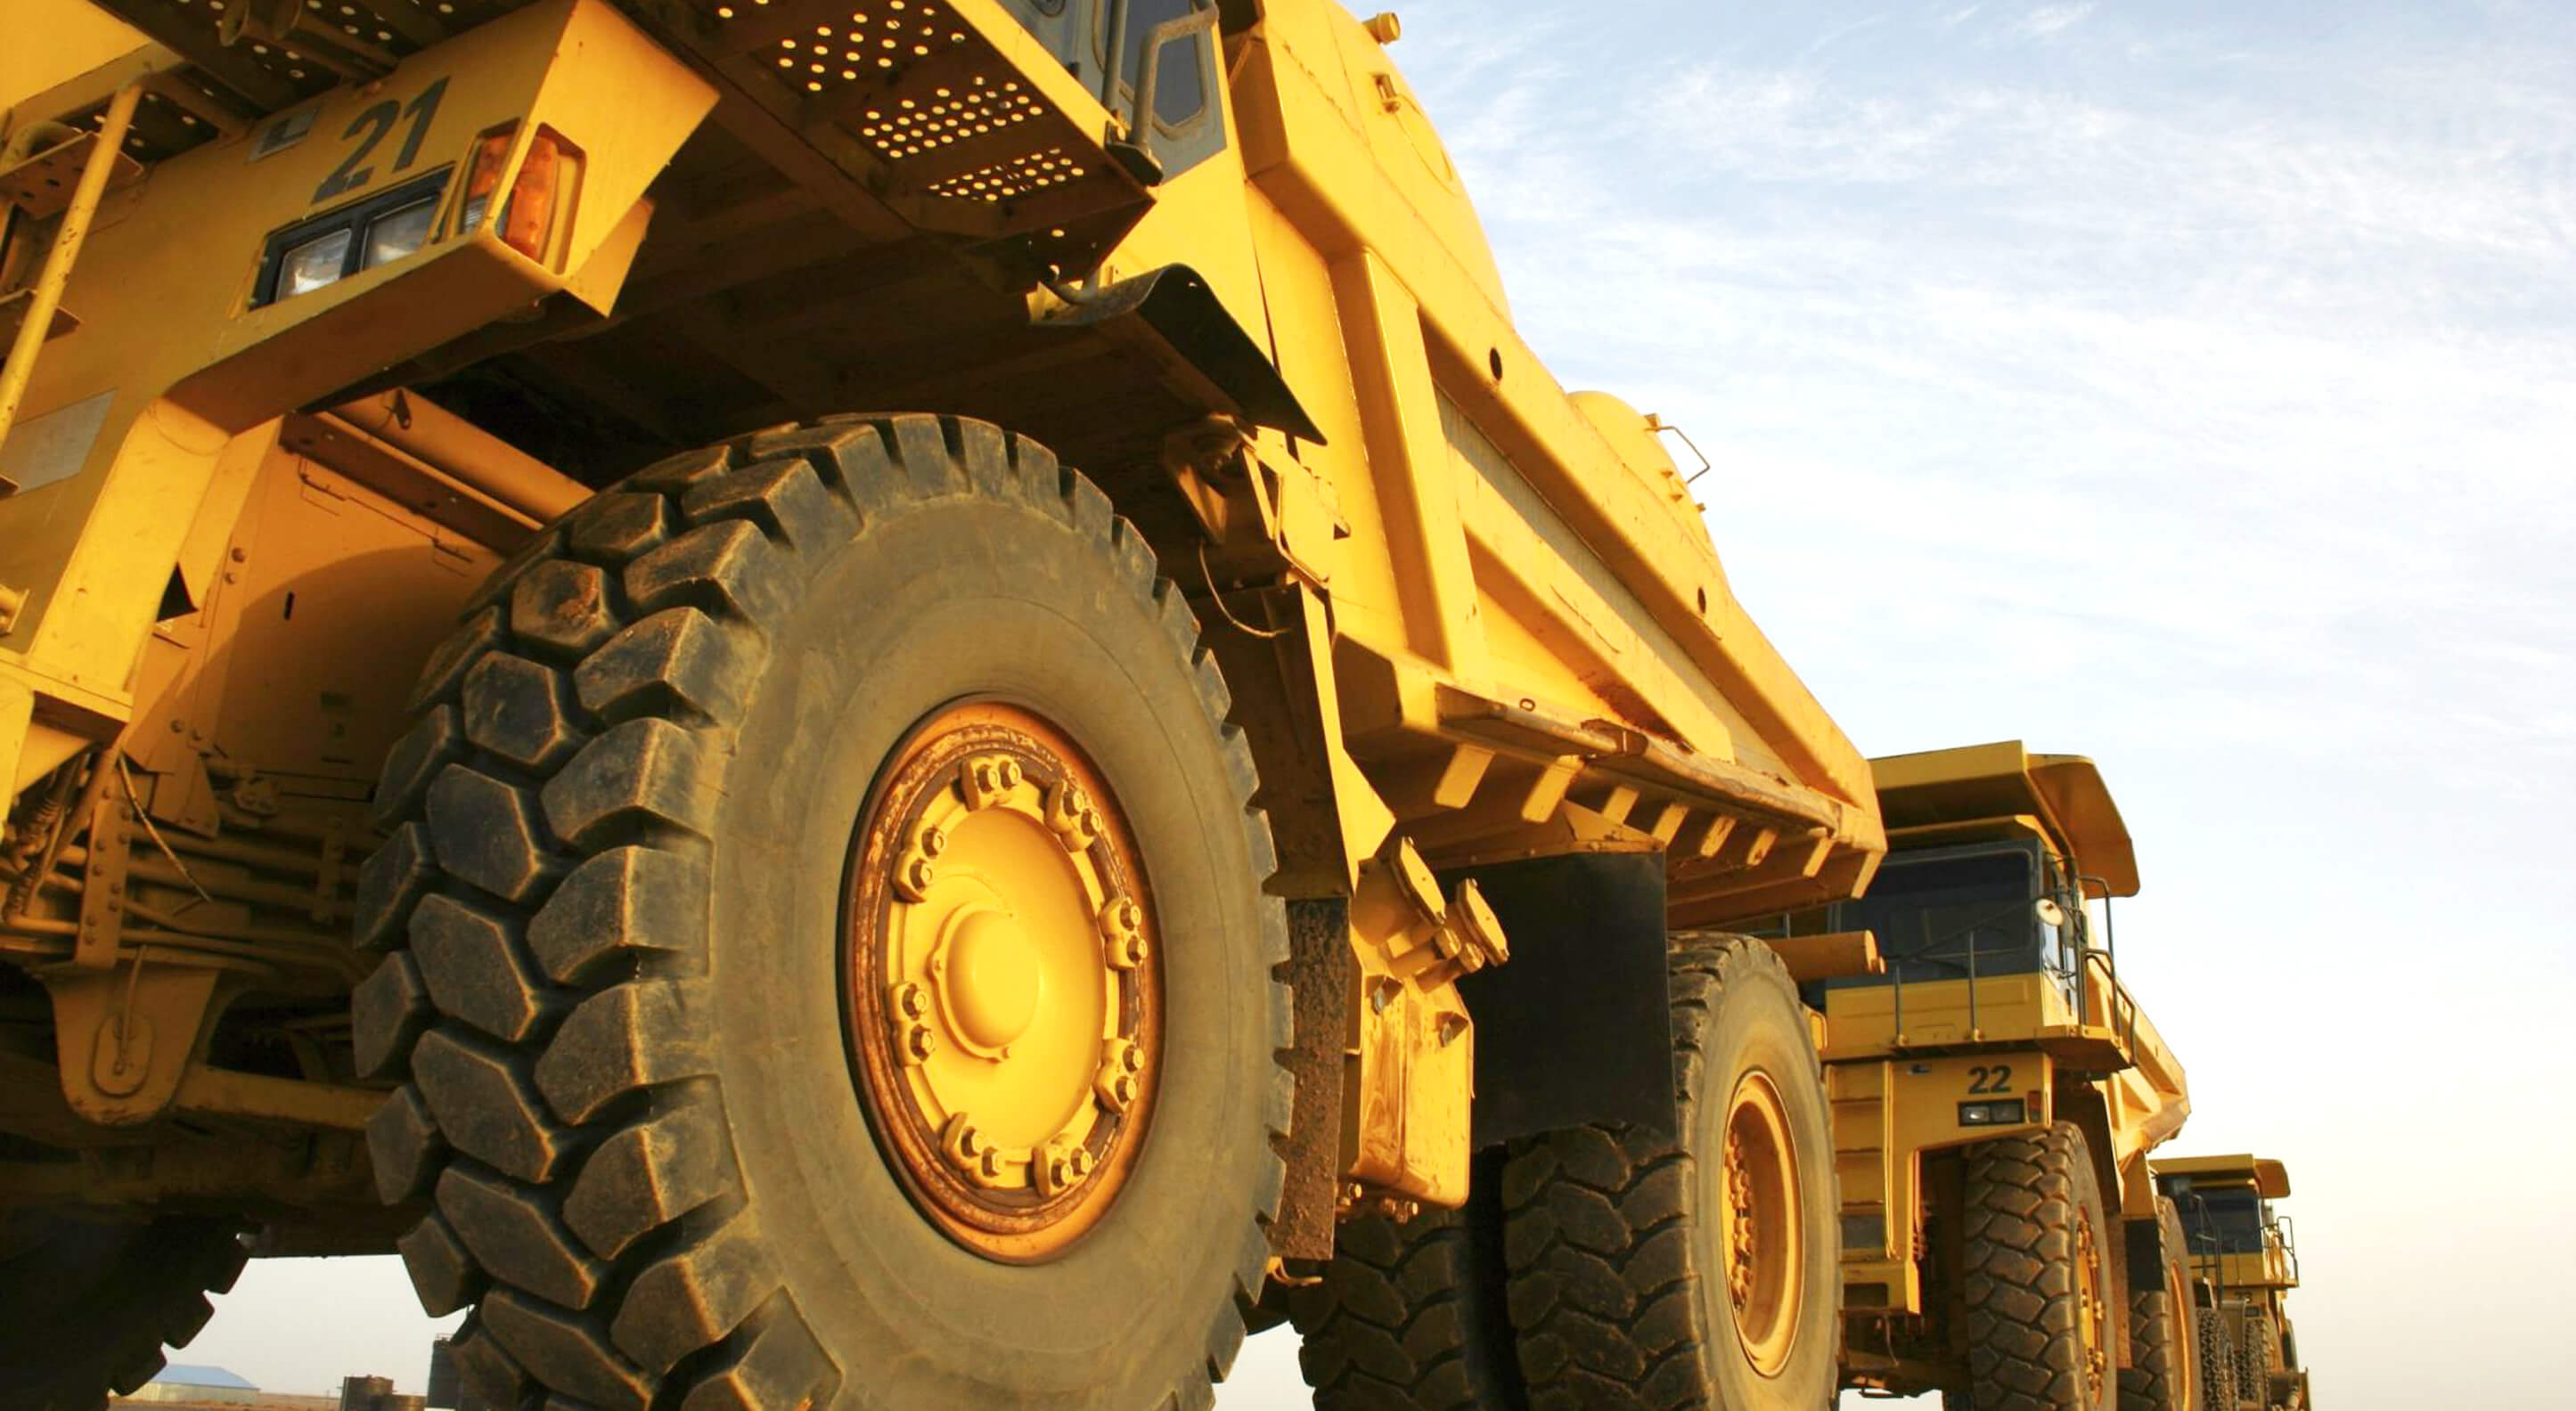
[312,77,449,205]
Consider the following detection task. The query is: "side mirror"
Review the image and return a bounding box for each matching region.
[2033,898,2066,930]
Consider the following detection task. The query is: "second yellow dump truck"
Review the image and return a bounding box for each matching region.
[2157,1154,2314,1411]
[2,2,1888,1408]
[1813,743,2196,1411]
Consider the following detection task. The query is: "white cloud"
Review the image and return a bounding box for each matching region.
[2011,2,2098,40]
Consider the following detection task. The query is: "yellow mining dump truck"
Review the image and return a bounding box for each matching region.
[1804,743,2196,1411]
[2156,1155,2311,1411]
[0,2,1888,1407]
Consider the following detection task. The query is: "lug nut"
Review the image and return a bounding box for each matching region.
[1099,895,1147,970]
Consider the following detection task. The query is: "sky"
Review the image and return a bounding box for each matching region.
[165,0,2576,1407]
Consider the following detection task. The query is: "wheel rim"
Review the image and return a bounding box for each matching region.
[841,701,1161,1263]
[2074,1200,2109,1403]
[2167,1244,2197,1402]
[1719,1070,1803,1377]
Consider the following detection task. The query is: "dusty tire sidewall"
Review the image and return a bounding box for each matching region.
[1689,959,1839,1408]
[707,491,1273,1407]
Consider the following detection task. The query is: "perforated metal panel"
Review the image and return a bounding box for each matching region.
[706,0,1113,210]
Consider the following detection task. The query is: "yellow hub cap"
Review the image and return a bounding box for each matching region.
[2075,1200,2109,1401]
[842,702,1159,1263]
[2167,1238,2198,1399]
[1720,1071,1803,1377]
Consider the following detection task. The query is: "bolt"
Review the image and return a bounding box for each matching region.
[918,824,947,858]
[1034,1140,1095,1196]
[894,983,931,1019]
[1099,896,1147,970]
[1047,781,1100,851]
[1095,1038,1142,1113]
[900,855,936,897]
[901,1022,936,1063]
[964,754,1027,809]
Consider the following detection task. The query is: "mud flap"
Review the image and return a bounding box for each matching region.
[1442,852,1676,1146]
[1036,265,1326,443]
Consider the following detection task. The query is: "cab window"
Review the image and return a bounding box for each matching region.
[1093,0,1226,177]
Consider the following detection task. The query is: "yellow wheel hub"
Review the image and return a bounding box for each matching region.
[2075,1200,2110,1402]
[2167,1236,2198,1400]
[1720,1070,1804,1378]
[842,702,1159,1262]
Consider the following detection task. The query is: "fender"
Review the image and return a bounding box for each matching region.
[1035,264,1326,443]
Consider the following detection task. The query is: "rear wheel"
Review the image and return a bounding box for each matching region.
[1288,1149,1526,1410]
[2193,1307,2237,1411]
[2116,1199,2196,1411]
[2233,1312,2275,1407]
[1501,937,1837,1410]
[0,1207,247,1411]
[1959,1122,2117,1411]
[356,416,1289,1410]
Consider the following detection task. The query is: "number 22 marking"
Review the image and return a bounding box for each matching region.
[312,77,449,205]
[1967,1064,2015,1095]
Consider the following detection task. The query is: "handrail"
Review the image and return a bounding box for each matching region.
[1964,928,1980,1040]
[1891,930,1905,1045]
[0,81,142,455]
[2081,875,2138,1055]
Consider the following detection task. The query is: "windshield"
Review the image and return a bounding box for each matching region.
[2179,1189,2267,1255]
[1828,844,2047,986]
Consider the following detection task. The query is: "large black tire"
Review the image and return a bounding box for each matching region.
[2233,1312,2274,1407]
[1501,938,1838,1411]
[1959,1122,2117,1411]
[355,416,1290,1410]
[2116,1199,2196,1411]
[1288,1148,1526,1411]
[0,1207,247,1411]
[2193,1308,2237,1411]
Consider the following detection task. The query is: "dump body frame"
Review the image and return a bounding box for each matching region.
[1813,742,2190,1396]
[0,0,1882,1262]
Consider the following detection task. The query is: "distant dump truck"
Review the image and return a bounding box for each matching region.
[1811,743,2196,1411]
[2157,1154,2313,1411]
[0,2,1885,1408]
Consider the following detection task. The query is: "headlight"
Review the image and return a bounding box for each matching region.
[277,227,355,298]
[364,196,438,269]
[252,168,450,307]
[1958,1098,2027,1126]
